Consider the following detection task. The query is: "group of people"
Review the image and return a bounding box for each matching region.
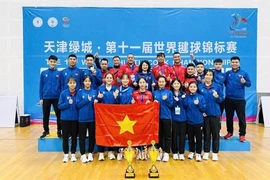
[39,52,251,163]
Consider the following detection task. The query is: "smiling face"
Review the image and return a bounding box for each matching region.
[68,56,77,67]
[48,59,57,69]
[189,82,197,94]
[68,78,76,91]
[173,53,181,64]
[204,71,214,83]
[231,59,240,70]
[172,80,181,91]
[105,73,113,85]
[127,54,134,65]
[121,74,129,86]
[187,66,195,76]
[83,77,91,89]
[158,77,166,88]
[86,57,94,67]
[138,78,147,90]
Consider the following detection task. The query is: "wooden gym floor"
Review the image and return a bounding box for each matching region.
[0,124,269,180]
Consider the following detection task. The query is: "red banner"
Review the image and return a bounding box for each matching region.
[95,102,159,146]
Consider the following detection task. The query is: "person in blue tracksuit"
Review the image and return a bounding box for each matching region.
[134,60,156,92]
[170,78,187,161]
[183,81,206,162]
[213,58,226,115]
[119,73,134,105]
[60,54,83,91]
[76,75,98,163]
[198,69,223,161]
[153,76,173,162]
[224,56,251,142]
[83,54,102,90]
[39,55,62,139]
[58,77,78,163]
[191,53,226,115]
[115,73,134,161]
[96,72,120,161]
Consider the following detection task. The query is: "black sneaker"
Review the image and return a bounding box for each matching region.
[40,131,50,139]
[57,131,62,138]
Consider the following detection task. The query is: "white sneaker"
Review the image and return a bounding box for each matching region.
[196,154,202,162]
[157,152,163,161]
[88,153,93,162]
[136,149,141,160]
[179,154,185,161]
[117,153,123,161]
[71,154,77,162]
[62,154,69,163]
[188,152,194,159]
[203,153,209,160]
[212,153,218,161]
[162,152,169,162]
[141,150,146,160]
[98,153,105,161]
[80,154,88,163]
[173,154,178,160]
[108,151,116,160]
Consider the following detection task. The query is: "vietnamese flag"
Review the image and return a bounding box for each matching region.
[95,102,160,147]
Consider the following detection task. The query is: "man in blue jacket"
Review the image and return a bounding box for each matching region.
[39,55,61,138]
[60,54,83,92]
[224,56,251,142]
[83,54,102,90]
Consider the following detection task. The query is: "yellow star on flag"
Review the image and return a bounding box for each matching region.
[116,115,137,135]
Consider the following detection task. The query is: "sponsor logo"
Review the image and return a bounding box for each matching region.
[48,17,58,28]
[33,17,43,27]
[62,17,70,28]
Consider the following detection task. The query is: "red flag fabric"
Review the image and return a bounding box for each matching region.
[95,102,160,147]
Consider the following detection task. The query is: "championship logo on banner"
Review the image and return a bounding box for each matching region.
[23,7,257,121]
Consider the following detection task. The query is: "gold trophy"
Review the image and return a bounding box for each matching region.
[148,140,160,178]
[124,140,136,178]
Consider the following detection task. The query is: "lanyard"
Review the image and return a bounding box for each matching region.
[120,86,129,93]
[159,65,165,74]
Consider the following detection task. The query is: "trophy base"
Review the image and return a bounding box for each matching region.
[149,172,159,178]
[125,172,135,178]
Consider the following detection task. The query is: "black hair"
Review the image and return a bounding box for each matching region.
[157,75,167,82]
[189,81,198,87]
[83,75,92,82]
[100,58,108,63]
[138,60,151,73]
[230,56,240,61]
[214,58,223,63]
[205,69,215,78]
[85,54,94,59]
[138,76,147,83]
[68,77,76,83]
[157,52,165,58]
[113,56,121,60]
[68,54,77,59]
[187,63,195,68]
[173,52,181,56]
[196,62,204,67]
[48,55,58,61]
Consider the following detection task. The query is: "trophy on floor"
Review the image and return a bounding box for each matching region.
[124,140,136,178]
[148,140,160,178]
